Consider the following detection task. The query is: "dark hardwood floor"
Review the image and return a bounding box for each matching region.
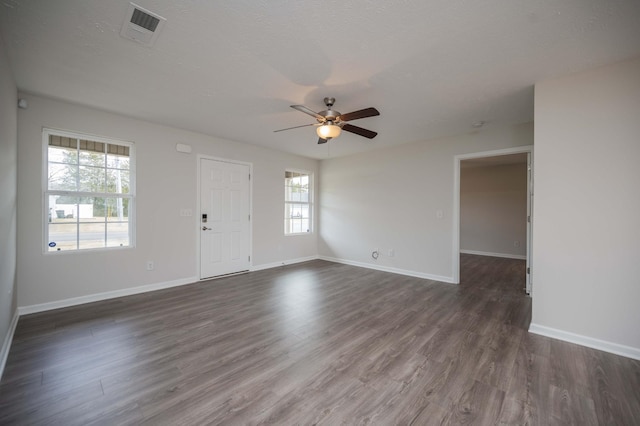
[1,255,639,425]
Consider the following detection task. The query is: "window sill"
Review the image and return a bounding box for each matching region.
[285,232,313,237]
[43,245,135,255]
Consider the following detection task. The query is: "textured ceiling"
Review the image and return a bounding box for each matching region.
[2,0,640,159]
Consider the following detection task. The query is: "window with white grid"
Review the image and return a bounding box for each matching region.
[284,170,312,235]
[44,128,135,252]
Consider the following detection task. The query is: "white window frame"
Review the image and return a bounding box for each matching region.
[42,128,136,254]
[284,169,313,235]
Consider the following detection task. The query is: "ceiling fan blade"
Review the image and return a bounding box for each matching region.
[342,124,378,139]
[338,107,380,122]
[318,137,329,144]
[273,123,317,133]
[291,105,325,121]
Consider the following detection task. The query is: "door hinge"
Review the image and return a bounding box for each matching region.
[248,255,251,262]
[527,267,530,274]
[248,214,250,221]
[527,215,530,223]
[248,173,251,180]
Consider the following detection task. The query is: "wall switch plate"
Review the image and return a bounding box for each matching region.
[388,249,395,257]
[436,209,444,219]
[146,261,154,271]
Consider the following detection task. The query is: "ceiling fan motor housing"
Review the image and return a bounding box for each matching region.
[318,111,339,122]
[319,97,340,121]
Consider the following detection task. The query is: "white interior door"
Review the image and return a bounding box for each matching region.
[200,158,250,279]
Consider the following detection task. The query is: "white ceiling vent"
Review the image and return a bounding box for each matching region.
[120,2,166,47]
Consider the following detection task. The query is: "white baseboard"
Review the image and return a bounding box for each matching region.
[0,309,19,380]
[17,256,324,316]
[251,255,320,272]
[17,256,448,316]
[18,276,198,316]
[319,256,455,284]
[529,323,640,361]
[460,249,526,260]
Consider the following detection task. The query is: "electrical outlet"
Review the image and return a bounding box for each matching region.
[180,209,193,217]
[146,261,154,271]
[436,209,444,219]
[388,248,395,257]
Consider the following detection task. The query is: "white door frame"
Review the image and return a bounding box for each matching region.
[197,154,253,280]
[452,145,534,286]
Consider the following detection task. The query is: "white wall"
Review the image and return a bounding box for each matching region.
[460,163,527,258]
[319,122,533,281]
[17,94,318,308]
[532,56,640,354]
[0,34,18,364]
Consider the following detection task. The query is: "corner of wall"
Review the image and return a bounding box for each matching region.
[0,309,19,380]
[0,28,19,381]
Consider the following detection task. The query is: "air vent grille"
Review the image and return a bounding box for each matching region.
[120,2,166,47]
[130,8,160,32]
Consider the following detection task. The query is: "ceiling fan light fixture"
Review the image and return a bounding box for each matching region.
[317,123,341,139]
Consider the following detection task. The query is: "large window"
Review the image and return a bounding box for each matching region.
[44,129,135,252]
[285,170,312,235]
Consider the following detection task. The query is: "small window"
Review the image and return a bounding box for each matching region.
[285,170,312,235]
[44,129,135,252]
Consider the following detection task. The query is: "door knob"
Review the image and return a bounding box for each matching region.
[202,226,211,231]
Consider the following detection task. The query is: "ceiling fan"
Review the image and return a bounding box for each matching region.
[274,97,380,144]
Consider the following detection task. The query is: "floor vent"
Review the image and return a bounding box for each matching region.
[120,2,166,47]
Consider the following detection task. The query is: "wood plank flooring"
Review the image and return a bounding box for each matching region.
[1,255,639,425]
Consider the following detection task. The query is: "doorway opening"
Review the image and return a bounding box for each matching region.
[453,146,533,294]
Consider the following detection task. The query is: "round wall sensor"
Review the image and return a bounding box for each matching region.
[17,98,28,109]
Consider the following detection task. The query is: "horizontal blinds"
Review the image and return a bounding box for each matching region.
[49,135,129,156]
